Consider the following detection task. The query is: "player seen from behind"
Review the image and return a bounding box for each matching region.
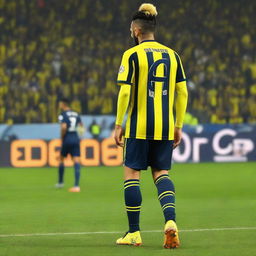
[55,98,84,192]
[114,3,188,248]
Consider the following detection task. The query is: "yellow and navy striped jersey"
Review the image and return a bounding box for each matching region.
[117,40,187,140]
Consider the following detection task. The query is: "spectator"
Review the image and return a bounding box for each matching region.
[89,120,101,139]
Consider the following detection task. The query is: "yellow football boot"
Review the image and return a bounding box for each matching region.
[163,220,180,249]
[116,231,142,246]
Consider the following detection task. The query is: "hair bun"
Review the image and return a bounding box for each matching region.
[139,3,158,16]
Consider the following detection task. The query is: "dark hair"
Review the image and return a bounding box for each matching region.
[132,11,156,33]
[59,97,70,105]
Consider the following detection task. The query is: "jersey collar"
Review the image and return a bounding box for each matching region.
[140,40,156,44]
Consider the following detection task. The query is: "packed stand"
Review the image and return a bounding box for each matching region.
[0,0,255,124]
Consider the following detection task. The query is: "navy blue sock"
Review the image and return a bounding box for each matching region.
[58,163,64,184]
[155,174,176,222]
[124,179,142,233]
[74,163,80,187]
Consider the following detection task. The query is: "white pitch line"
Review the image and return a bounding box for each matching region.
[179,227,256,232]
[0,227,256,238]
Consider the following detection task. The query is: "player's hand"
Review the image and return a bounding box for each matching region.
[173,127,182,149]
[114,125,124,147]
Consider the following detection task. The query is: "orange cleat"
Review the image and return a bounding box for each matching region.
[68,187,81,193]
[163,220,180,249]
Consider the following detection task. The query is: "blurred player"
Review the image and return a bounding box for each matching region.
[114,3,188,248]
[55,98,84,192]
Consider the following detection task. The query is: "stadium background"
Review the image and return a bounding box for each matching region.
[0,1,256,256]
[0,0,256,166]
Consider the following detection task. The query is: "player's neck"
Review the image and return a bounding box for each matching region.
[138,34,155,44]
[63,107,70,111]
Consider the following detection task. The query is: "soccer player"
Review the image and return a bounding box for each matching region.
[114,3,188,248]
[55,98,84,192]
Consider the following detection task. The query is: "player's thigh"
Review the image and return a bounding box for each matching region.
[70,143,81,158]
[72,156,80,164]
[149,140,174,170]
[124,138,149,171]
[60,144,69,158]
[59,155,65,163]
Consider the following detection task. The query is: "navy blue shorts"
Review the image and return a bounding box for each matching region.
[61,142,80,157]
[124,138,174,170]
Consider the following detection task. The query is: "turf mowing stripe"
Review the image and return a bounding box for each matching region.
[0,227,256,238]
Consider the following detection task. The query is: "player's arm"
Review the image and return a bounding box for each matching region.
[77,116,85,137]
[174,53,188,148]
[58,114,67,141]
[115,84,131,147]
[115,50,134,147]
[78,121,84,129]
[175,81,188,128]
[60,123,67,141]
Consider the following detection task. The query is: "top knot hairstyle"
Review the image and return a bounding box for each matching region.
[138,3,158,16]
[132,3,158,34]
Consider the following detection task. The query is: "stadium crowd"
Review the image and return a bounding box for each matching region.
[0,0,255,124]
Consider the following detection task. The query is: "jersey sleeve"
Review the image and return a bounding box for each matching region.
[77,115,82,124]
[175,52,186,83]
[117,51,134,86]
[58,114,64,123]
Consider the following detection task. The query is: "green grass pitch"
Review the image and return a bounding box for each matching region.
[0,162,256,256]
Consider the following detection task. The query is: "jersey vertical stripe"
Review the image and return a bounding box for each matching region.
[161,52,170,139]
[129,52,139,138]
[168,51,177,139]
[153,52,163,140]
[127,53,135,83]
[146,51,155,139]
[136,50,148,138]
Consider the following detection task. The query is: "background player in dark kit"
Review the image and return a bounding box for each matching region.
[56,98,84,192]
